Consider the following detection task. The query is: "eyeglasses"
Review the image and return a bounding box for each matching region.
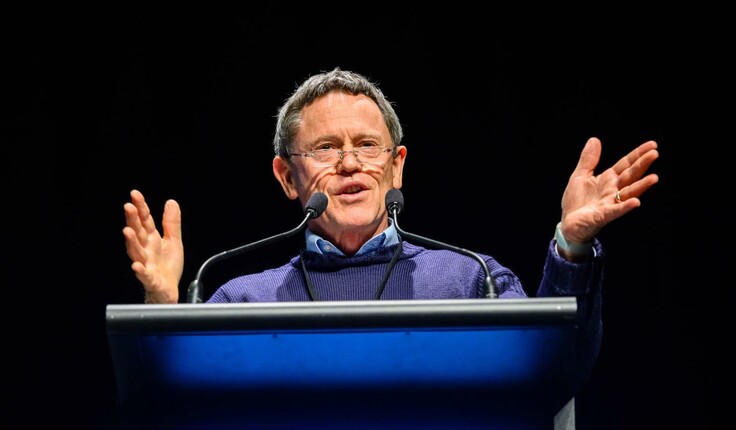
[288,145,394,167]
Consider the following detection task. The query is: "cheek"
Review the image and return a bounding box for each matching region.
[380,166,399,188]
[361,163,393,182]
[294,168,332,194]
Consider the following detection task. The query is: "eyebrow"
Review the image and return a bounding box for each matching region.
[306,132,384,147]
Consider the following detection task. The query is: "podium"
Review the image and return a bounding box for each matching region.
[106,297,578,429]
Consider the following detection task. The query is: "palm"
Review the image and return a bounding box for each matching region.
[559,138,659,243]
[123,191,184,303]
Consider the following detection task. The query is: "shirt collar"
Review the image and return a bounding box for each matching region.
[305,220,399,257]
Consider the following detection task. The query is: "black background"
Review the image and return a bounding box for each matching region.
[5,7,727,429]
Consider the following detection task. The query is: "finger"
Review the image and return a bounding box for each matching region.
[611,140,658,176]
[123,201,142,231]
[122,225,147,265]
[621,147,659,184]
[123,201,148,246]
[131,261,154,287]
[606,197,643,224]
[615,147,659,200]
[130,189,158,235]
[618,173,660,202]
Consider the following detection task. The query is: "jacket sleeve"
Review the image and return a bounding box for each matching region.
[537,238,605,394]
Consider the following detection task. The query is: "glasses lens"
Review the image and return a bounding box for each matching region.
[357,147,381,158]
[312,148,338,166]
[307,147,393,167]
[359,147,393,165]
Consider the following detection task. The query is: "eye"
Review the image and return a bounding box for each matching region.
[357,141,379,148]
[313,143,336,152]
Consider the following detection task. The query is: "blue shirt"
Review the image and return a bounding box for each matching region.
[305,221,400,256]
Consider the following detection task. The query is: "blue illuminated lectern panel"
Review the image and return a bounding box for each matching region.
[107,298,577,429]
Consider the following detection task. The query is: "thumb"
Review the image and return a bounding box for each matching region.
[573,137,602,176]
[161,199,182,241]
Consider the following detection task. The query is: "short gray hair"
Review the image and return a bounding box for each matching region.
[273,68,403,158]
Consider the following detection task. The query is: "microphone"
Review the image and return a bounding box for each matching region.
[186,192,328,303]
[385,189,497,299]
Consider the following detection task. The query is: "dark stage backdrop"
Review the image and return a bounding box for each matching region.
[5,9,725,429]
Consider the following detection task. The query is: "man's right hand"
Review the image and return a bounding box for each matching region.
[122,189,184,304]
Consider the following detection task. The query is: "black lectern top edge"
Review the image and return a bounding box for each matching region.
[106,297,577,333]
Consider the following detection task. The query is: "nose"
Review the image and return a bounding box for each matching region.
[337,149,362,171]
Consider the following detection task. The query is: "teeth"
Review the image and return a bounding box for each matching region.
[344,186,361,194]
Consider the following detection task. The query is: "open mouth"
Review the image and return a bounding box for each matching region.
[341,185,364,194]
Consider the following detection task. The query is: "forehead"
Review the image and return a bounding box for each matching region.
[297,92,389,142]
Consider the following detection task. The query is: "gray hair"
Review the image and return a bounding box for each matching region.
[273,68,404,158]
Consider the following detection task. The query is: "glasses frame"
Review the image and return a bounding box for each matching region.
[288,146,395,167]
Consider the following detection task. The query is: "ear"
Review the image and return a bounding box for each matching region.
[272,156,299,200]
[391,145,407,189]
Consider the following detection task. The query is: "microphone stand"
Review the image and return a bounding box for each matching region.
[186,193,327,303]
[387,197,497,299]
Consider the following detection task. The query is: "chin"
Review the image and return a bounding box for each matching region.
[333,212,380,230]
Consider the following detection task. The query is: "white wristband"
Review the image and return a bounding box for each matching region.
[554,222,592,256]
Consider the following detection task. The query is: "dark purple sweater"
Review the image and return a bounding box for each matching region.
[208,240,603,393]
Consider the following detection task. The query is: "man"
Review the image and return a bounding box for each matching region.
[123,67,659,398]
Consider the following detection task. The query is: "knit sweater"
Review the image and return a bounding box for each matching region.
[208,239,604,394]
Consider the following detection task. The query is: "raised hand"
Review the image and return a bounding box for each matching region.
[122,189,184,303]
[559,137,659,246]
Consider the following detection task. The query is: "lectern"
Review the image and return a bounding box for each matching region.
[106,297,578,429]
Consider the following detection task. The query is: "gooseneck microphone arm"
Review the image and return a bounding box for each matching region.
[385,189,497,299]
[186,192,329,303]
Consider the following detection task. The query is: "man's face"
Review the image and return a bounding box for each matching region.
[273,92,406,252]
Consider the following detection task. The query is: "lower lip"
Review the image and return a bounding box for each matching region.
[336,190,367,203]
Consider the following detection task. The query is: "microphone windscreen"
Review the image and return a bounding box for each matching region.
[305,192,328,217]
[385,188,404,213]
